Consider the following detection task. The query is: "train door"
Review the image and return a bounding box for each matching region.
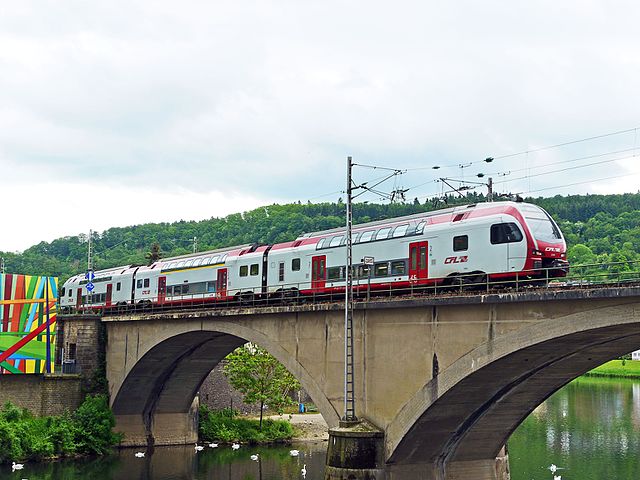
[76,288,83,308]
[158,276,167,304]
[311,255,326,291]
[217,269,228,298]
[106,284,113,307]
[409,241,429,284]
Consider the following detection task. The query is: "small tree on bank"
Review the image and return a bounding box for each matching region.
[223,344,301,429]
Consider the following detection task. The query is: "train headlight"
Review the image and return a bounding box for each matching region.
[531,249,543,256]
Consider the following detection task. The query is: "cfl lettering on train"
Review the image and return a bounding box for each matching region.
[444,256,468,264]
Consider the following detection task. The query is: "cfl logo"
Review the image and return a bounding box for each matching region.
[445,256,468,264]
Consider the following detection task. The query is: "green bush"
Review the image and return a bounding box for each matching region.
[0,394,121,464]
[199,405,293,444]
[73,394,123,455]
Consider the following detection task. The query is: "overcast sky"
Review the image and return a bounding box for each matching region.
[1,1,640,252]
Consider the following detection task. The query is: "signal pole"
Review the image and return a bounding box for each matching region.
[1,257,5,274]
[344,156,357,422]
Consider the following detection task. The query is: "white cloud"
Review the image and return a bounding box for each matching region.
[1,0,640,251]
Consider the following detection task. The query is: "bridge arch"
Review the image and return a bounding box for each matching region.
[386,301,640,473]
[110,320,340,446]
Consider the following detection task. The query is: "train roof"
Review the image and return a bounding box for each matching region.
[296,201,530,240]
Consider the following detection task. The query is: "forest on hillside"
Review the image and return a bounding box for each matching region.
[3,192,640,283]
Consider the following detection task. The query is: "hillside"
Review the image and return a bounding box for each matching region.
[2,192,640,282]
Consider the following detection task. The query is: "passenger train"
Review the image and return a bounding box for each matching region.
[59,201,569,312]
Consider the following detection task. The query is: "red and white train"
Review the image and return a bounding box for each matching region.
[60,201,568,312]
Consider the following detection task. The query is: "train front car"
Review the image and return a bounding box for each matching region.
[516,203,569,278]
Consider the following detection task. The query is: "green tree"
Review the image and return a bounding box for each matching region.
[145,242,163,265]
[223,344,300,429]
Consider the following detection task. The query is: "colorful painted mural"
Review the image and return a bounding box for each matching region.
[0,273,58,374]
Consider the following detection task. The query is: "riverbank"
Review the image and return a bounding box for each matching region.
[584,359,640,379]
[270,413,329,441]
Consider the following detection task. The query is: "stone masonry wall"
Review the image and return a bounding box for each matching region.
[0,374,83,416]
[198,362,261,414]
[59,315,102,378]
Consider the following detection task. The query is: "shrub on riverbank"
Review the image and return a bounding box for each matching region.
[585,359,640,378]
[0,394,122,463]
[199,406,293,444]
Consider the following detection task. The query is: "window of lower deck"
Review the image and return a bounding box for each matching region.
[240,265,248,277]
[327,266,345,281]
[453,235,468,251]
[374,263,389,277]
[292,258,301,271]
[250,263,259,276]
[391,260,406,275]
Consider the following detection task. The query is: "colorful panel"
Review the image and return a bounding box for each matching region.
[0,274,58,374]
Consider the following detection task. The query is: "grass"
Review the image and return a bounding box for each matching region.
[584,359,640,378]
[199,406,294,444]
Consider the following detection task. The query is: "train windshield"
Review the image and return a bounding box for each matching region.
[520,204,563,243]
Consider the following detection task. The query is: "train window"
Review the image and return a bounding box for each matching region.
[375,228,392,241]
[320,259,326,279]
[206,281,216,293]
[327,266,344,281]
[416,221,426,234]
[174,285,182,295]
[391,261,406,275]
[374,263,389,277]
[116,282,121,291]
[182,284,189,294]
[250,264,259,276]
[193,258,202,267]
[316,238,326,250]
[329,236,343,248]
[220,254,228,262]
[292,258,301,271]
[240,265,248,277]
[279,262,285,282]
[453,235,468,251]
[392,225,409,237]
[211,256,220,264]
[410,247,417,270]
[491,223,523,244]
[184,260,194,267]
[136,279,143,289]
[177,261,185,268]
[356,265,371,278]
[144,278,150,288]
[68,288,72,297]
[61,287,66,297]
[359,231,375,243]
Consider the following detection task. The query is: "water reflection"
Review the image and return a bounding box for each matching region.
[3,378,640,479]
[509,376,640,479]
[0,442,328,480]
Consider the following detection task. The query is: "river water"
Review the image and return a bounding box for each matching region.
[1,376,638,479]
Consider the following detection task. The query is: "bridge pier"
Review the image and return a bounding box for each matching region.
[116,398,199,447]
[325,421,386,480]
[385,447,510,480]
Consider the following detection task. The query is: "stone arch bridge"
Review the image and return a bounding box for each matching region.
[99,286,640,479]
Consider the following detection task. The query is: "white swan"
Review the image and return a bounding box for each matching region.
[232,443,240,450]
[195,443,204,451]
[289,449,299,456]
[301,463,307,478]
[11,462,24,471]
[208,442,218,448]
[251,454,259,461]
[134,452,145,458]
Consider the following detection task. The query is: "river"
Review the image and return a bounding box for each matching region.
[1,376,638,479]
